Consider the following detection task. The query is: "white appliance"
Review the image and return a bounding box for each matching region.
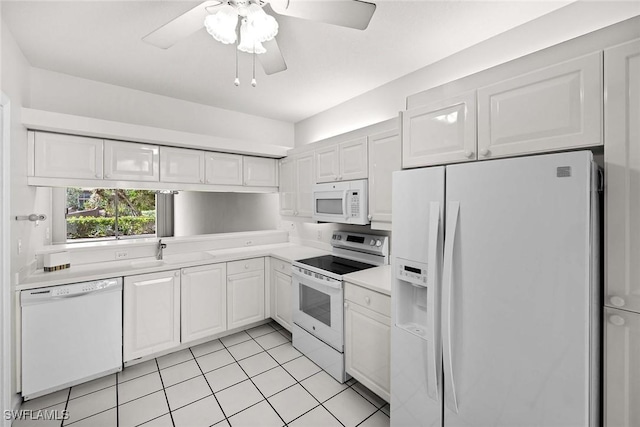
[21,278,123,400]
[292,231,388,382]
[312,179,369,225]
[391,151,600,426]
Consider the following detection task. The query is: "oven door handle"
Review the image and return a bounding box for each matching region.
[292,271,342,291]
[343,190,350,220]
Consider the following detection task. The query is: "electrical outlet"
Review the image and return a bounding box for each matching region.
[17,239,22,255]
[115,251,129,260]
[45,227,50,240]
[317,230,323,240]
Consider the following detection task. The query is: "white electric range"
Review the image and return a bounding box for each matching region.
[291,231,389,382]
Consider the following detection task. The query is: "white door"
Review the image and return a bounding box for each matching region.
[244,156,278,187]
[160,146,205,184]
[295,153,315,218]
[205,152,243,185]
[443,152,595,426]
[604,307,640,427]
[123,270,181,361]
[345,301,390,402]
[402,91,477,168]
[339,137,368,181]
[279,157,296,216]
[368,129,400,228]
[604,39,640,314]
[315,145,339,183]
[273,270,292,331]
[34,132,103,179]
[477,52,602,159]
[104,140,159,181]
[227,270,265,330]
[181,263,227,343]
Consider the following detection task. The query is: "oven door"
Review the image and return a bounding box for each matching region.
[292,270,344,351]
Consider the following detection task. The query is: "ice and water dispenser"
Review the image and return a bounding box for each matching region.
[395,258,433,339]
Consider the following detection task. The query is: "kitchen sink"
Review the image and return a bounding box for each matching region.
[163,252,216,264]
[129,259,167,268]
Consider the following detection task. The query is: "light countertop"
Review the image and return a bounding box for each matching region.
[344,265,392,296]
[17,243,330,291]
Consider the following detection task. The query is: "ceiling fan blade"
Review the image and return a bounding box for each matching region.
[143,1,224,49]
[269,0,376,30]
[259,38,287,75]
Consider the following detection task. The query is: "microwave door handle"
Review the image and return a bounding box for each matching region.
[343,190,349,220]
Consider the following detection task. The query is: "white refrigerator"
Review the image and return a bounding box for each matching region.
[391,151,600,427]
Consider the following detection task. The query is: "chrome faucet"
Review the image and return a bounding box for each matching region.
[157,239,167,260]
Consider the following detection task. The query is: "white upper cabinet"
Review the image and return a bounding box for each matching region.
[368,129,401,229]
[316,137,368,183]
[123,270,181,361]
[205,152,243,186]
[181,263,227,343]
[604,307,640,427]
[243,156,278,187]
[104,140,160,181]
[160,146,205,184]
[315,145,340,183]
[295,152,315,218]
[402,91,477,168]
[339,137,368,181]
[605,39,640,314]
[477,52,603,159]
[279,157,296,216]
[33,132,104,179]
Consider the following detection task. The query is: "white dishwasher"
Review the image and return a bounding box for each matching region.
[21,278,123,400]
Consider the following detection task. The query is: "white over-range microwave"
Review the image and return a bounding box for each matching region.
[312,179,369,225]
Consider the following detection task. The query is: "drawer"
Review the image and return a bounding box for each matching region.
[345,282,390,317]
[227,257,265,275]
[272,258,292,276]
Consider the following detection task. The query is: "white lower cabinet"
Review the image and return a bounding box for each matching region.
[227,258,266,330]
[270,258,293,331]
[124,270,181,361]
[604,307,640,427]
[344,283,391,402]
[181,263,227,343]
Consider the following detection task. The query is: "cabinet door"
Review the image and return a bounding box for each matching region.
[279,158,296,216]
[181,263,227,343]
[273,270,292,331]
[604,307,640,427]
[34,132,103,179]
[205,152,243,185]
[104,141,159,181]
[402,91,477,168]
[339,137,368,181]
[227,270,265,330]
[345,301,391,402]
[477,52,602,160]
[295,153,315,218]
[605,39,640,314]
[368,129,401,228]
[244,156,278,187]
[124,270,180,361]
[315,145,339,183]
[160,147,205,184]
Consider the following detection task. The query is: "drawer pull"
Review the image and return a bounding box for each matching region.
[609,296,625,307]
[609,315,625,326]
[245,264,249,269]
[364,296,371,305]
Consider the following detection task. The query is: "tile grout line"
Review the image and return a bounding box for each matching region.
[217,328,289,425]
[188,347,231,425]
[155,358,177,427]
[115,371,120,427]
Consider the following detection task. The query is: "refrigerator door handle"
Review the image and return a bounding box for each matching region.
[442,201,460,414]
[427,201,440,401]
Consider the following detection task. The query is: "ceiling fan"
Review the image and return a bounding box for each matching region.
[142,0,376,76]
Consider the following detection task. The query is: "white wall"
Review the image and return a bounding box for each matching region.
[294,1,640,146]
[174,192,280,236]
[1,20,52,410]
[29,68,294,148]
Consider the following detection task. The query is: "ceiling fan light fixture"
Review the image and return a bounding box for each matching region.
[204,4,238,44]
[245,4,279,43]
[237,19,266,54]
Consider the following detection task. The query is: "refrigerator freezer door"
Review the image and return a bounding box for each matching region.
[443,151,597,426]
[391,167,444,427]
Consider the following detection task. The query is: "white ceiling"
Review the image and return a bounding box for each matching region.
[2,0,573,123]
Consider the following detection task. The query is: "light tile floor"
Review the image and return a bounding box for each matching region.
[15,321,390,427]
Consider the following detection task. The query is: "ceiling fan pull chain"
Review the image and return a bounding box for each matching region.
[234,38,240,86]
[251,42,257,87]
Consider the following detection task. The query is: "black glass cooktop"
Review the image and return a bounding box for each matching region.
[297,255,376,276]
